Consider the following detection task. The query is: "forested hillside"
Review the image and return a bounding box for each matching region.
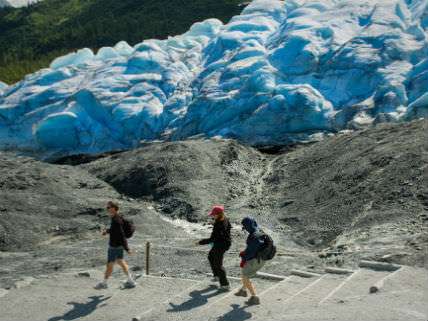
[0,0,247,84]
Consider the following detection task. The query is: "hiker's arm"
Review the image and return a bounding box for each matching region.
[198,229,215,245]
[198,222,219,245]
[198,236,213,245]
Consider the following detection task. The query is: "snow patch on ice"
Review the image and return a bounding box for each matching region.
[50,48,95,69]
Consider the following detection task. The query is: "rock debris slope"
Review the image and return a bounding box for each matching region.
[81,120,428,265]
[0,120,426,287]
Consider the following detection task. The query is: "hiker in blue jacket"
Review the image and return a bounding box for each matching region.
[234,217,265,305]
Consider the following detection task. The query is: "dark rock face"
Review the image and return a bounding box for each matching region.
[82,140,263,222]
[267,120,428,250]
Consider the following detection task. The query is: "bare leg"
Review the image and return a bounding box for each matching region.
[104,262,115,280]
[242,276,256,296]
[116,259,130,276]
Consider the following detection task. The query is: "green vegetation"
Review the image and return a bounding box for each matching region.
[0,0,247,84]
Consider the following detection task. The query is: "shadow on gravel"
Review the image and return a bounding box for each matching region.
[167,284,221,312]
[47,295,111,321]
[216,304,252,321]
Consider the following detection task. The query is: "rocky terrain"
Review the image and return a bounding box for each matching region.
[0,120,426,289]
[82,119,428,264]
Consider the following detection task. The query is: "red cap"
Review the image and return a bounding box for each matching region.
[209,205,224,216]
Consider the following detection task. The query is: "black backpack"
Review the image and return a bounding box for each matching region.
[121,217,136,239]
[257,231,276,261]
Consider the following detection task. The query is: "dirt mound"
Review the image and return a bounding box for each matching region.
[266,119,428,261]
[0,152,120,251]
[82,139,263,222]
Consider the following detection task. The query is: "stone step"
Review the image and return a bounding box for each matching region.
[200,276,318,321]
[229,269,425,321]
[2,267,426,321]
[209,274,343,321]
[359,260,401,272]
[138,278,276,321]
[377,266,428,294]
[192,279,279,321]
[282,274,348,308]
[318,268,391,304]
[198,268,425,321]
[0,272,199,321]
[286,267,428,321]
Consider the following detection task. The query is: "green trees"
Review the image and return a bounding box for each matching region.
[0,0,246,84]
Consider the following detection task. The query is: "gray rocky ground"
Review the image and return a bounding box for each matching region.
[0,119,427,295]
[0,265,427,321]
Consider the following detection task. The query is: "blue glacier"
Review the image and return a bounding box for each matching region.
[0,81,7,95]
[0,0,427,156]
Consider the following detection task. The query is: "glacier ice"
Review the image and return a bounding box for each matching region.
[0,81,7,95]
[0,0,427,156]
[407,92,428,118]
[50,48,96,69]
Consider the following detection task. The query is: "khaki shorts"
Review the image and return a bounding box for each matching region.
[242,258,265,278]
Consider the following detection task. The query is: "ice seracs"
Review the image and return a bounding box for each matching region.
[0,81,7,95]
[0,0,427,156]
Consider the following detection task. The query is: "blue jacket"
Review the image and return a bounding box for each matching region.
[241,217,264,262]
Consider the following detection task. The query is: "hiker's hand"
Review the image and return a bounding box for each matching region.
[195,241,200,246]
[239,251,245,257]
[101,229,107,236]
[127,250,134,256]
[240,260,246,268]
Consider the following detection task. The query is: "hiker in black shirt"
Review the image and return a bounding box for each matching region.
[108,214,130,251]
[95,201,136,289]
[197,205,231,290]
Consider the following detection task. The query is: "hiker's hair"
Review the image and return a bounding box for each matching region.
[107,201,119,211]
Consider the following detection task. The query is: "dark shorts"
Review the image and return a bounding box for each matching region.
[107,246,124,263]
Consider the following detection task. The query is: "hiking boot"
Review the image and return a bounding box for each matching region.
[246,296,260,305]
[124,280,137,288]
[234,288,248,297]
[94,282,108,290]
[211,276,219,283]
[124,280,136,289]
[219,285,230,292]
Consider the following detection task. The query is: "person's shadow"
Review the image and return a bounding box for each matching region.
[167,285,221,312]
[48,295,111,321]
[216,304,252,321]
